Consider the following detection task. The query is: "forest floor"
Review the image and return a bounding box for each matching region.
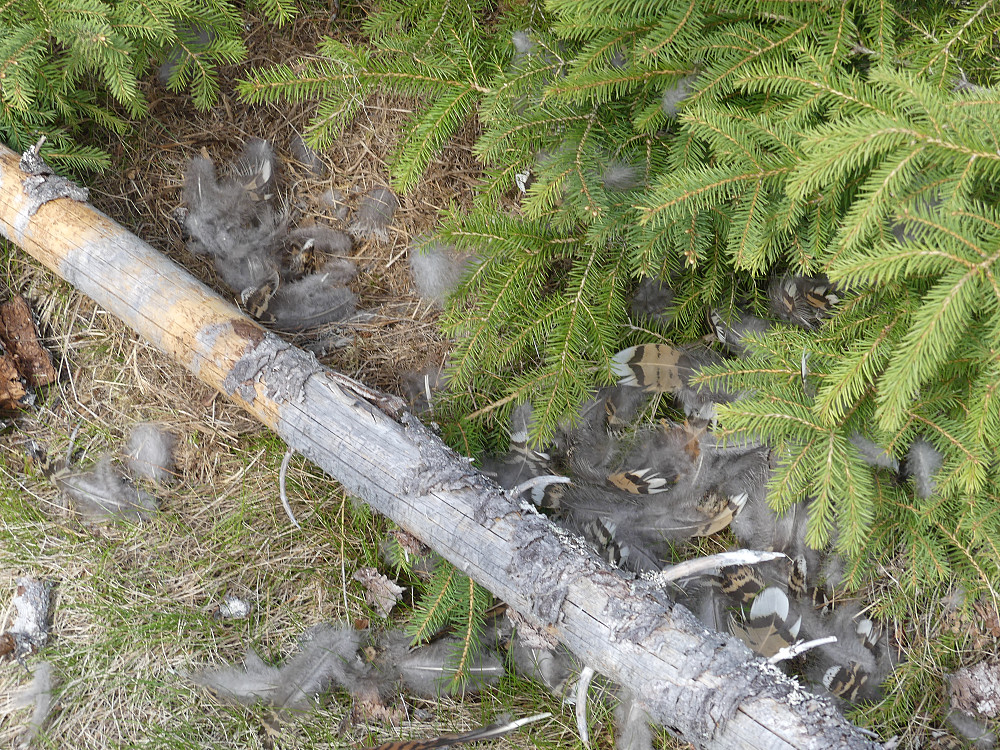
[0,5,996,750]
[0,7,590,750]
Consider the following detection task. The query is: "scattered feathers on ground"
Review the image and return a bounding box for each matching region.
[181,140,359,332]
[192,623,367,711]
[181,141,284,300]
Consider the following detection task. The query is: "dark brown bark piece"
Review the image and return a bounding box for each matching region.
[0,295,57,386]
[0,347,28,411]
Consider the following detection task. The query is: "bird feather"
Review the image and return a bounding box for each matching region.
[55,456,158,522]
[614,688,654,750]
[264,274,358,331]
[192,623,368,710]
[380,632,505,698]
[289,131,326,178]
[181,146,285,300]
[125,422,176,483]
[710,308,772,358]
[767,274,840,329]
[192,648,283,705]
[509,636,574,695]
[363,713,550,750]
[408,237,479,307]
[848,432,900,473]
[270,623,367,709]
[730,587,801,658]
[629,278,676,328]
[902,436,943,499]
[610,343,735,421]
[349,187,398,242]
[10,661,53,748]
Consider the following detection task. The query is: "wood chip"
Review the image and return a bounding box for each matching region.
[0,349,28,412]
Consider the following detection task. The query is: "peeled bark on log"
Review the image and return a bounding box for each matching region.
[0,143,879,750]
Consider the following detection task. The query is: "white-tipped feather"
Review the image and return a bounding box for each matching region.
[125,422,176,483]
[610,343,737,420]
[232,139,277,198]
[284,225,355,279]
[730,586,801,658]
[797,605,896,703]
[767,274,840,329]
[610,346,641,385]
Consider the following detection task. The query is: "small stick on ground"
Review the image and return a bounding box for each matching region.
[279,447,302,529]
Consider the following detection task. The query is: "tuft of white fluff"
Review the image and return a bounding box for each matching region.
[904,436,944,499]
[408,238,479,306]
[602,162,642,192]
[512,30,534,56]
[125,422,177,483]
[849,432,899,473]
[661,72,699,118]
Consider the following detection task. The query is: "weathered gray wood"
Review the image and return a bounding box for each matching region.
[0,143,880,750]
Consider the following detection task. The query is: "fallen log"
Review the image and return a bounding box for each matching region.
[0,142,879,750]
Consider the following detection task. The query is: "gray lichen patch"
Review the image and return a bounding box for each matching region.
[222,328,322,404]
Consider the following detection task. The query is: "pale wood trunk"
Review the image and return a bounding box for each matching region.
[0,143,879,750]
